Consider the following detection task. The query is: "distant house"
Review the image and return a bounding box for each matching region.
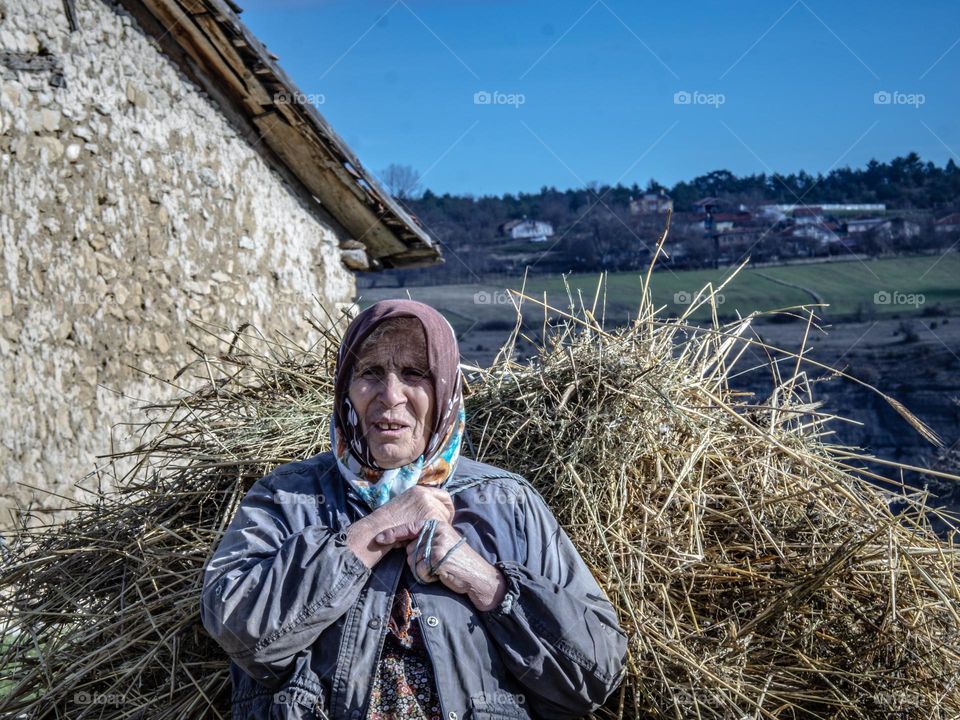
[499,218,555,243]
[686,211,750,233]
[662,241,689,261]
[716,225,766,246]
[793,222,841,245]
[630,190,673,215]
[775,226,824,257]
[825,234,864,254]
[676,216,709,234]
[848,217,921,241]
[758,205,787,221]
[693,197,721,214]
[792,207,824,225]
[935,213,960,234]
[874,217,921,241]
[846,218,888,234]
[708,211,752,232]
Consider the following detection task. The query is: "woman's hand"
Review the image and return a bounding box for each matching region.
[346,486,454,569]
[375,519,508,612]
[378,485,455,530]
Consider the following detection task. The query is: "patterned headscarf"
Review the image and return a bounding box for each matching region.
[329,299,465,510]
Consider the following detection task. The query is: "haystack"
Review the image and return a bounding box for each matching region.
[1,261,958,719]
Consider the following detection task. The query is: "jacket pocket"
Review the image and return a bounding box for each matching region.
[270,685,330,719]
[469,709,528,719]
[468,698,530,719]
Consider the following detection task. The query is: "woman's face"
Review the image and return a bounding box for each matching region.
[347,319,436,468]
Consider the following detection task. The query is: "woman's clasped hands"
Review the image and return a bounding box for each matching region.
[345,485,506,611]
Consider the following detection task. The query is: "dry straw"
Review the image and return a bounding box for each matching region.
[1,258,958,718]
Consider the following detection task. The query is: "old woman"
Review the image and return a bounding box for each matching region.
[200,299,628,719]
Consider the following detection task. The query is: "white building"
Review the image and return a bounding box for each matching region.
[847,218,888,234]
[762,203,886,215]
[792,207,824,225]
[935,213,960,234]
[847,217,920,240]
[500,218,555,243]
[630,190,673,215]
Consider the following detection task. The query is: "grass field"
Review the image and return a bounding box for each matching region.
[359,254,960,333]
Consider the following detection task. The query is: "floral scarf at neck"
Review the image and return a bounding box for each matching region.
[330,404,464,510]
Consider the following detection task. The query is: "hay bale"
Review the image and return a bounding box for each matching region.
[0,273,958,719]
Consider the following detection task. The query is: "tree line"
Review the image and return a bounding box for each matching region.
[366,154,960,287]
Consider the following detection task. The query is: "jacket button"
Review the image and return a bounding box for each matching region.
[426,615,439,627]
[350,711,361,719]
[368,616,381,629]
[448,713,458,720]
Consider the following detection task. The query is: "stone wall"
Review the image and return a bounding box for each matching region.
[0,0,357,529]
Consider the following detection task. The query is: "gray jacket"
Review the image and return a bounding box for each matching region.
[200,451,628,719]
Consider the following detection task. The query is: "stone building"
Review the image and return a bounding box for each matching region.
[0,0,441,528]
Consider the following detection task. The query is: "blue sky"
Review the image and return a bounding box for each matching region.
[240,0,960,197]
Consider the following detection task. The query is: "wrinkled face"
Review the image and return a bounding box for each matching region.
[347,318,436,468]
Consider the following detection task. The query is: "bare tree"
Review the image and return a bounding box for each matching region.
[380,164,422,200]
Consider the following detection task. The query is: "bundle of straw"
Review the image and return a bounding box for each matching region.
[0,265,958,719]
[469,268,960,718]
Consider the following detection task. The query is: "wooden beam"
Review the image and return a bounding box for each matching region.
[140,0,247,101]
[192,13,274,107]
[251,114,409,257]
[123,0,440,268]
[200,0,436,252]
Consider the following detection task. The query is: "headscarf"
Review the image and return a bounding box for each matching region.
[329,299,465,510]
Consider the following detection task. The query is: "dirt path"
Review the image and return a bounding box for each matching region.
[754,271,825,306]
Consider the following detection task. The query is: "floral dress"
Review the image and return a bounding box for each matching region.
[365,573,443,720]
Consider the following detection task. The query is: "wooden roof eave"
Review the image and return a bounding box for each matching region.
[122,0,441,270]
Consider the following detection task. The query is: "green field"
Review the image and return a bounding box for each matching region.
[359,254,960,332]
